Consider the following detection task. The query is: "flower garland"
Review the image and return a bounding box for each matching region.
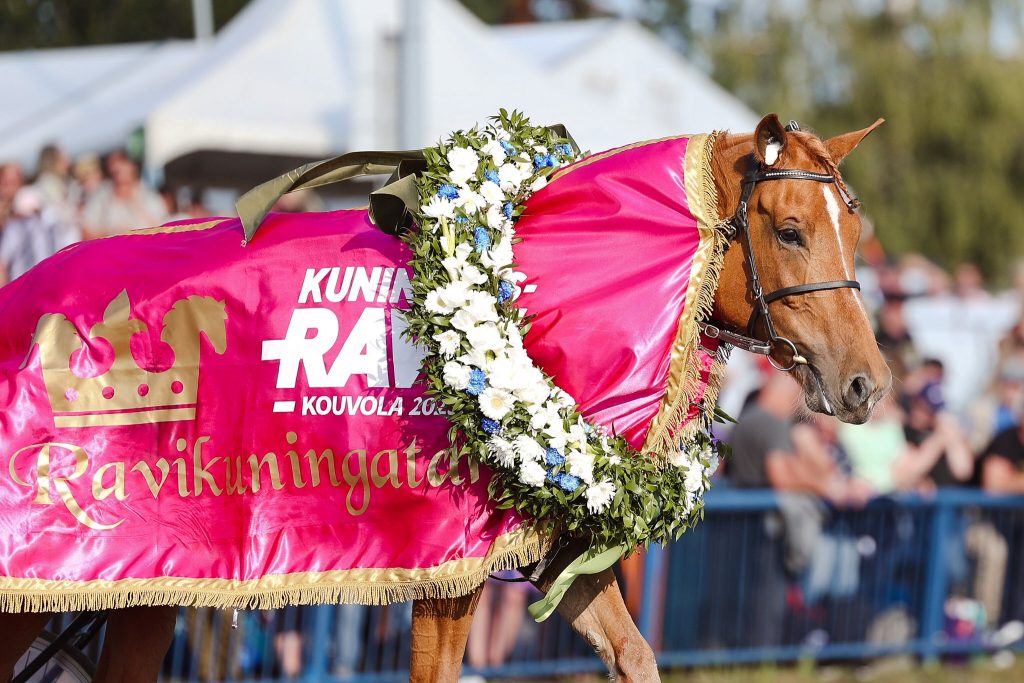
[402,110,723,553]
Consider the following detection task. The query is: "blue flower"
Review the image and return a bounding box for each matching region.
[545,448,565,466]
[500,139,516,154]
[533,154,557,169]
[474,227,492,253]
[484,169,501,185]
[497,280,515,303]
[555,143,573,156]
[481,418,500,434]
[455,215,470,225]
[503,202,514,220]
[467,368,487,396]
[437,183,459,200]
[546,469,559,484]
[558,473,581,492]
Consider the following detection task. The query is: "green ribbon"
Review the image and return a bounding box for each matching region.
[527,543,627,622]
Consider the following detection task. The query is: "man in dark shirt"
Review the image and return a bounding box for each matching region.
[979,424,1024,493]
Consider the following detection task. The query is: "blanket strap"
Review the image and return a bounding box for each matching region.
[234,125,580,243]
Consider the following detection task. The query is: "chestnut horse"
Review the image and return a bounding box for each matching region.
[0,114,890,682]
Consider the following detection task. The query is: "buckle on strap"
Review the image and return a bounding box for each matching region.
[700,322,771,356]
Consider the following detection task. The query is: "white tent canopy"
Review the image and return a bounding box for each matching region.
[0,0,759,175]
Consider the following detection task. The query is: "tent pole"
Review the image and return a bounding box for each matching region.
[400,0,424,148]
[192,0,214,42]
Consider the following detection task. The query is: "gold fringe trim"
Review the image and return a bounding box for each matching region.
[0,530,545,614]
[644,132,730,458]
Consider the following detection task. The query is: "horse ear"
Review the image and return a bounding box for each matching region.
[825,118,885,164]
[754,113,787,166]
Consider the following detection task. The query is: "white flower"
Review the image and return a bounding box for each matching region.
[425,289,455,315]
[498,163,526,191]
[481,139,507,164]
[433,330,460,358]
[485,204,505,229]
[607,455,622,466]
[551,388,575,409]
[439,281,472,308]
[684,464,705,494]
[706,451,720,477]
[586,479,616,513]
[502,322,525,349]
[489,436,517,467]
[455,189,486,213]
[486,356,520,391]
[480,236,514,271]
[568,423,588,449]
[519,459,547,487]
[514,435,545,463]
[463,290,499,323]
[515,378,549,406]
[530,175,548,192]
[566,449,595,484]
[459,347,490,369]
[458,264,489,286]
[450,309,478,332]
[668,449,689,468]
[479,387,514,420]
[447,147,479,185]
[479,180,505,206]
[466,322,505,352]
[422,196,456,219]
[442,361,471,390]
[533,145,549,154]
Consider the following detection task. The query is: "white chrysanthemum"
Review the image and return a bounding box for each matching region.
[433,330,460,358]
[425,289,455,315]
[567,449,595,484]
[450,309,478,332]
[447,147,479,185]
[442,361,471,390]
[668,449,689,468]
[479,180,505,206]
[484,204,506,230]
[514,435,545,463]
[479,387,514,420]
[586,479,616,513]
[481,139,507,164]
[422,196,456,219]
[466,322,505,352]
[486,356,520,391]
[607,455,622,466]
[515,378,549,407]
[498,163,526,191]
[519,459,547,488]
[489,436,517,467]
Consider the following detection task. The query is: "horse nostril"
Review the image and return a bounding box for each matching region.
[845,374,873,407]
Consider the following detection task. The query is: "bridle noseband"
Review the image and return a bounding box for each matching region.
[701,123,861,386]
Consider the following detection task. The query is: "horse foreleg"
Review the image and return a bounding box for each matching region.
[409,585,483,683]
[0,611,52,682]
[92,606,176,683]
[546,568,659,682]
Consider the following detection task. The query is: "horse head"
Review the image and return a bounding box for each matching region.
[711,113,891,424]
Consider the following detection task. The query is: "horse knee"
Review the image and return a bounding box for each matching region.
[610,633,659,682]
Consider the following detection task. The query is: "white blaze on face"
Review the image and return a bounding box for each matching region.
[821,184,852,279]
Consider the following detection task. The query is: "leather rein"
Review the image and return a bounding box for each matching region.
[700,124,861,395]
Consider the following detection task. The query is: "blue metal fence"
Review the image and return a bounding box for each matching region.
[39,489,1024,681]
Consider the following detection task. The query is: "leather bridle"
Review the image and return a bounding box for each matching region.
[700,123,862,390]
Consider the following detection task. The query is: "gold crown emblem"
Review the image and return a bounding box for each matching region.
[28,290,228,428]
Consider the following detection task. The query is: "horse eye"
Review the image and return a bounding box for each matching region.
[777,228,802,245]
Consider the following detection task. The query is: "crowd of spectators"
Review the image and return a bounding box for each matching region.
[0,145,213,284]
[715,247,1024,656]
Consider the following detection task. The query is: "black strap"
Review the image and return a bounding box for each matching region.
[762,279,861,306]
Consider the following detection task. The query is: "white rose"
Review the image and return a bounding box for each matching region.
[442,361,471,390]
[586,479,616,513]
[447,147,479,185]
[481,139,507,164]
[466,322,505,352]
[514,436,545,463]
[530,175,548,193]
[433,330,460,358]
[479,180,505,206]
[479,387,514,420]
[422,196,456,219]
[489,436,517,467]
[519,459,547,488]
[566,449,595,484]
